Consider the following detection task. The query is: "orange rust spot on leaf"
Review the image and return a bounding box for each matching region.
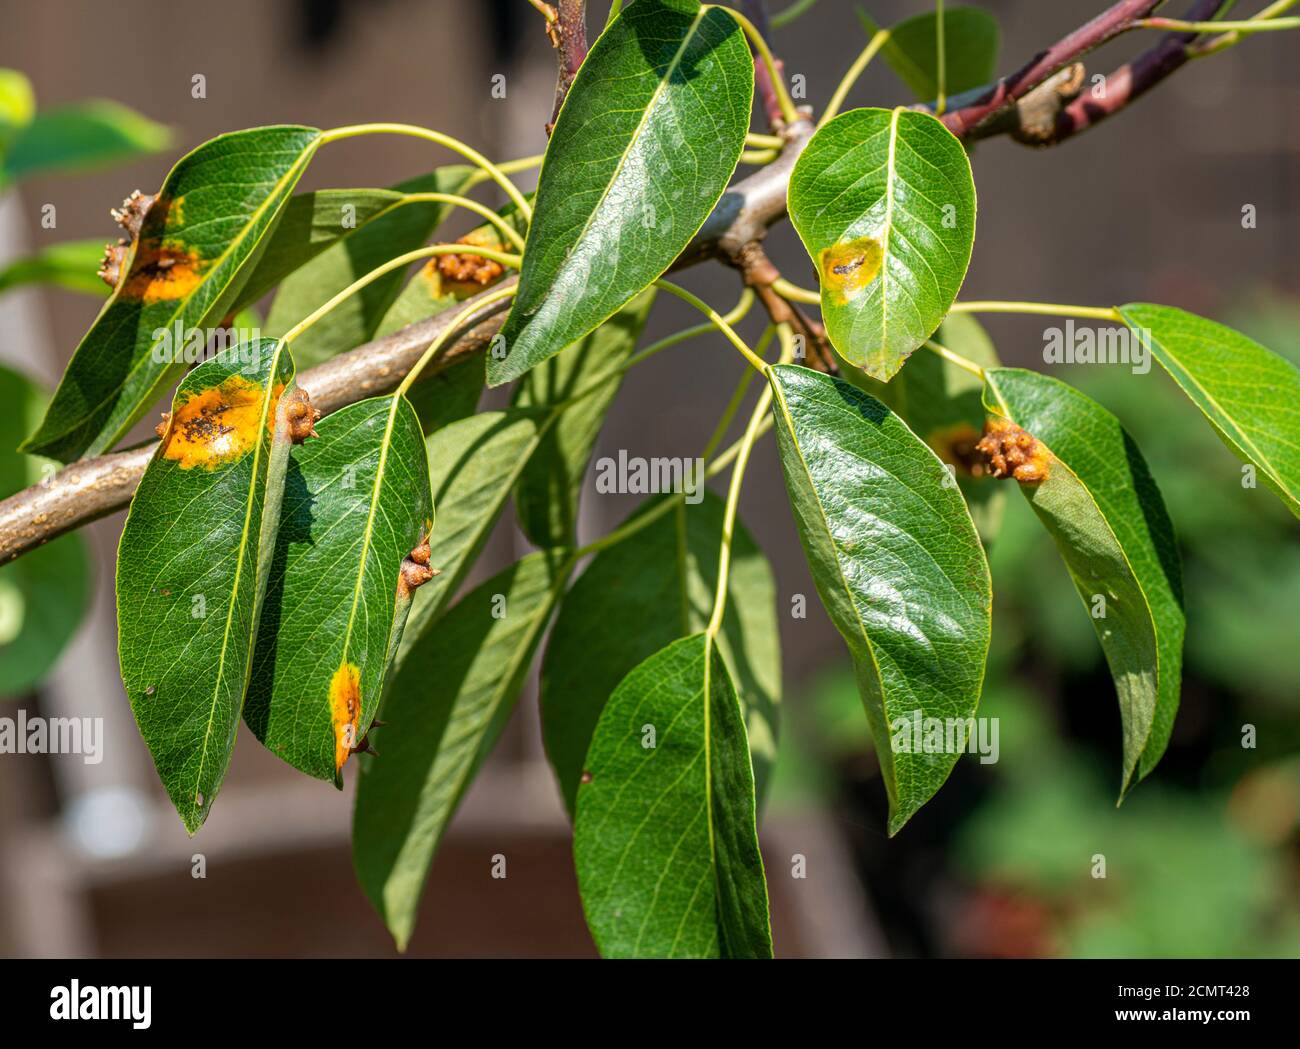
[975,419,1052,484]
[330,663,363,773]
[160,375,269,470]
[122,240,207,303]
[818,236,883,302]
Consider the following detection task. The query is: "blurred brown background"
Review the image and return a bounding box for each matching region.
[0,0,1296,958]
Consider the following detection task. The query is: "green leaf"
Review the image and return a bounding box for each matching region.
[0,239,110,297]
[984,367,1184,791]
[542,492,780,815]
[22,126,321,462]
[395,407,545,665]
[234,188,409,310]
[264,167,474,369]
[489,0,752,386]
[353,550,571,950]
[116,338,296,832]
[512,289,656,546]
[244,393,432,784]
[403,356,485,435]
[573,633,772,958]
[3,100,170,181]
[768,364,991,834]
[863,6,1000,102]
[1118,303,1300,517]
[848,314,1005,544]
[0,365,90,697]
[788,107,976,381]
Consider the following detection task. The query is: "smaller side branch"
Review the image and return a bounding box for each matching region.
[542,0,589,134]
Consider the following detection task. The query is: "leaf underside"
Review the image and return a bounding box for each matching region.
[984,367,1184,793]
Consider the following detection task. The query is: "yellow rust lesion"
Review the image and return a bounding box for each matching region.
[122,240,208,303]
[818,236,883,302]
[116,194,208,303]
[974,418,1052,484]
[159,375,276,470]
[329,662,363,773]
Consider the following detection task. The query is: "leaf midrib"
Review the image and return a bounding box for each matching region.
[528,6,707,305]
[191,344,286,819]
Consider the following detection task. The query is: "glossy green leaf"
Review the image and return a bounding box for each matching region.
[1119,303,1300,517]
[353,550,571,950]
[403,356,485,436]
[512,289,656,546]
[863,6,1000,101]
[984,367,1184,791]
[244,393,431,784]
[849,314,1005,544]
[0,239,109,297]
[489,0,752,385]
[0,365,89,697]
[542,491,780,815]
[234,188,409,310]
[788,107,976,381]
[265,167,474,369]
[395,407,545,665]
[116,338,296,832]
[22,126,321,462]
[574,633,772,958]
[768,364,991,834]
[3,100,170,182]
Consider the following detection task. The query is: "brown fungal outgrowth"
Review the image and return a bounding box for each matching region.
[99,191,158,291]
[349,732,379,758]
[154,411,172,439]
[975,419,1052,484]
[112,190,156,238]
[435,229,507,291]
[397,527,439,600]
[282,387,320,443]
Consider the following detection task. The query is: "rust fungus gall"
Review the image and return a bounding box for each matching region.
[818,236,883,301]
[434,228,507,294]
[397,525,438,600]
[329,663,363,773]
[282,387,320,443]
[161,375,268,470]
[975,419,1052,484]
